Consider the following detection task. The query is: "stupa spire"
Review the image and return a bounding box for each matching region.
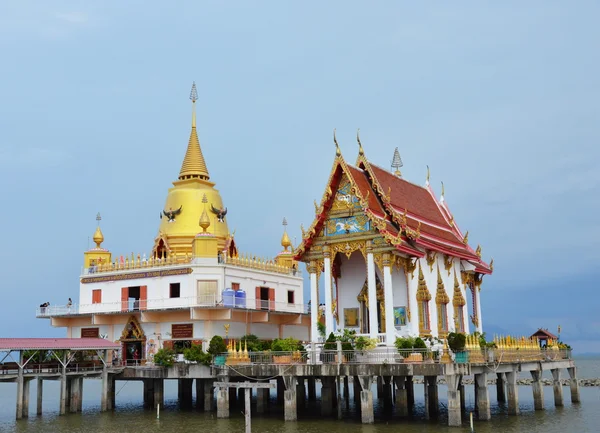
[178,82,210,181]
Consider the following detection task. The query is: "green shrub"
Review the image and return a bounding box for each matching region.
[323,332,337,350]
[271,337,301,352]
[447,332,466,352]
[355,336,378,351]
[183,344,212,366]
[208,336,227,356]
[153,348,176,367]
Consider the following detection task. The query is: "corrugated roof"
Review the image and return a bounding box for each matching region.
[0,338,120,351]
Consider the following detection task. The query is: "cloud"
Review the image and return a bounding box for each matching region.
[55,11,88,25]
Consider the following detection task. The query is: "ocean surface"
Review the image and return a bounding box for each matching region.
[0,357,598,433]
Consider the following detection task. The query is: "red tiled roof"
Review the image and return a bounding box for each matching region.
[368,164,449,226]
[0,338,120,350]
[347,165,386,217]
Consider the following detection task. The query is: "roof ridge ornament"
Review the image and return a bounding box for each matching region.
[357,128,364,156]
[440,181,445,202]
[391,147,403,177]
[334,128,341,157]
[426,165,430,186]
[178,81,210,181]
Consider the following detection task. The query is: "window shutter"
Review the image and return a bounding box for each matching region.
[121,287,128,312]
[269,288,275,311]
[255,287,261,310]
[140,285,147,310]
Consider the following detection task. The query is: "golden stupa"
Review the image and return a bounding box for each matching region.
[152,83,230,258]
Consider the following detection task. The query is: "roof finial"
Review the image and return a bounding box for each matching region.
[199,193,211,233]
[440,181,445,201]
[334,129,341,157]
[391,147,403,177]
[93,212,104,248]
[426,165,430,186]
[96,212,102,226]
[281,217,292,251]
[357,128,364,155]
[190,82,198,128]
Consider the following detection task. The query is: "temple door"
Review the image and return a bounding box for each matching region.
[268,288,275,311]
[121,287,128,312]
[255,287,261,310]
[140,285,147,310]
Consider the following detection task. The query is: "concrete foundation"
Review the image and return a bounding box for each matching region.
[358,376,374,424]
[475,373,490,420]
[307,377,316,401]
[506,371,519,415]
[153,379,164,409]
[496,372,506,403]
[568,367,580,403]
[283,376,297,421]
[217,387,229,418]
[551,369,563,407]
[321,378,333,416]
[36,377,43,416]
[424,376,438,419]
[394,376,409,416]
[256,387,268,414]
[446,374,462,427]
[531,370,544,410]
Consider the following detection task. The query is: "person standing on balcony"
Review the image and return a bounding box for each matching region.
[67,298,72,314]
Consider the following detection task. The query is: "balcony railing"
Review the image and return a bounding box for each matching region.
[213,345,573,366]
[36,296,309,318]
[82,254,300,277]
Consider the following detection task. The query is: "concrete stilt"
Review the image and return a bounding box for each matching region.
[70,377,80,413]
[65,377,72,412]
[277,377,285,404]
[475,373,490,420]
[143,379,155,408]
[496,373,506,403]
[376,376,383,399]
[394,376,409,416]
[458,382,466,413]
[238,387,244,406]
[505,371,519,415]
[307,377,316,401]
[77,378,83,412]
[568,367,580,403]
[406,376,415,410]
[108,376,116,410]
[424,376,430,420]
[343,376,349,401]
[101,368,108,412]
[181,379,193,408]
[16,366,24,420]
[551,369,564,407]
[59,368,67,415]
[530,370,544,411]
[22,379,30,418]
[296,378,305,408]
[217,387,229,418]
[426,376,439,419]
[36,377,43,416]
[358,376,374,424]
[353,376,361,405]
[446,374,462,427]
[204,380,214,412]
[228,387,236,409]
[321,378,333,416]
[256,387,267,414]
[195,379,205,410]
[383,376,393,413]
[153,379,164,409]
[283,376,297,421]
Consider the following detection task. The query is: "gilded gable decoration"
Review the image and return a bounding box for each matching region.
[416,263,432,302]
[452,269,466,307]
[330,240,366,259]
[436,264,450,338]
[426,251,437,272]
[356,273,384,309]
[443,254,453,276]
[121,315,145,341]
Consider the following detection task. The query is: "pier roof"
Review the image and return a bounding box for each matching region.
[0,338,120,351]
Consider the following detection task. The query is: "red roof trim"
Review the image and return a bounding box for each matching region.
[0,338,121,350]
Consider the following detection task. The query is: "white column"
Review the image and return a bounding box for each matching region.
[323,246,334,336]
[366,244,378,339]
[475,285,483,334]
[383,254,395,347]
[309,261,319,343]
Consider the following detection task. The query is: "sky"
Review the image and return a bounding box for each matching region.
[0,1,598,352]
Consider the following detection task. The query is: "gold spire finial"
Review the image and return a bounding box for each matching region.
[391,147,403,176]
[426,165,430,185]
[281,217,292,251]
[463,231,469,245]
[199,193,211,232]
[178,82,210,181]
[489,258,494,272]
[476,244,482,258]
[441,181,445,199]
[357,128,364,155]
[334,128,341,157]
[92,212,104,248]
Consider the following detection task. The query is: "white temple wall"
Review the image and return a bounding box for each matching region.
[282,325,309,341]
[391,265,412,337]
[250,323,280,339]
[336,252,367,333]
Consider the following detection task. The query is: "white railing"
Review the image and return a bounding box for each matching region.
[36,295,309,317]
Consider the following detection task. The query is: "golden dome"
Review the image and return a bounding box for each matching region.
[93,226,104,248]
[281,231,292,251]
[153,84,229,257]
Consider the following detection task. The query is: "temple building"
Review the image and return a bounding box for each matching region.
[37,84,308,364]
[295,132,493,346]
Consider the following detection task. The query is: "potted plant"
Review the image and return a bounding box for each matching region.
[355,336,378,362]
[183,344,212,366]
[394,336,427,362]
[208,335,227,365]
[321,332,337,363]
[447,332,468,363]
[153,348,176,367]
[271,337,301,364]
